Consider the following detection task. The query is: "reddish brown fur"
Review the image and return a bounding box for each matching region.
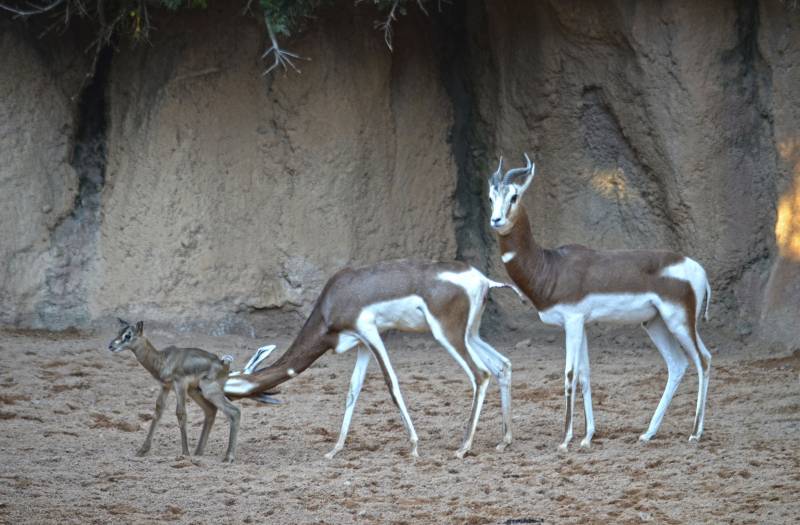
[498,206,692,313]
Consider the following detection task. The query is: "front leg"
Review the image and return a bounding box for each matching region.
[138,384,170,456]
[560,317,585,451]
[358,323,419,458]
[577,327,595,448]
[326,345,371,459]
[174,381,190,456]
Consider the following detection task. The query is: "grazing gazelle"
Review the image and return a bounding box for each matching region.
[224,259,524,459]
[488,154,712,449]
[108,319,242,462]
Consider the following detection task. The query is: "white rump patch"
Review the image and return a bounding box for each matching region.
[660,257,710,320]
[437,268,487,298]
[501,251,516,263]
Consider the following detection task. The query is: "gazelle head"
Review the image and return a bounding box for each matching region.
[108,318,144,352]
[488,153,535,235]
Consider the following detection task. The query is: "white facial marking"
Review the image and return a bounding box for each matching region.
[287,368,296,377]
[501,251,516,263]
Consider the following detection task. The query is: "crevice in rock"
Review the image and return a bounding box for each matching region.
[435,1,492,270]
[36,42,113,328]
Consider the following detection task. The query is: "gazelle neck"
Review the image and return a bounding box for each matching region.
[132,338,165,378]
[227,309,332,397]
[497,206,550,310]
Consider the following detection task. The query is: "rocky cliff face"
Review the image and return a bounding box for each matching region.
[1,1,798,342]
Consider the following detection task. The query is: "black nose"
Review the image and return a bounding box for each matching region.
[491,218,501,226]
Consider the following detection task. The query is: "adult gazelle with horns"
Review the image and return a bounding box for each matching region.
[224,259,526,459]
[488,154,713,450]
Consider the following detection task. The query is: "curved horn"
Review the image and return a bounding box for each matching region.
[503,153,533,184]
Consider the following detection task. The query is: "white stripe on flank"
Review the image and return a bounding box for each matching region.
[501,251,516,263]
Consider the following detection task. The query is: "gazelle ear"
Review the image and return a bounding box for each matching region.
[117,317,129,327]
[135,321,144,336]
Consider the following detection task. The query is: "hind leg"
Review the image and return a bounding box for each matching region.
[693,332,712,440]
[199,380,241,462]
[658,304,708,442]
[470,335,512,451]
[425,309,490,458]
[639,316,688,442]
[326,345,371,459]
[188,388,217,455]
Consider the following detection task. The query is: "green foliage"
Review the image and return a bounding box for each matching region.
[259,0,331,36]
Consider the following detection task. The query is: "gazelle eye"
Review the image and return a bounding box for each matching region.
[510,194,518,204]
[123,332,131,341]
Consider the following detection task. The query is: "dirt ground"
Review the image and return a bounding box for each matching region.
[0,325,798,524]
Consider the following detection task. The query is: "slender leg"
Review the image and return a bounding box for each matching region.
[424,308,490,458]
[639,316,688,442]
[694,333,712,440]
[560,317,584,451]
[199,380,241,462]
[188,388,217,455]
[578,327,595,448]
[174,381,190,456]
[325,345,371,459]
[138,384,170,456]
[471,335,513,451]
[658,306,707,442]
[357,321,419,458]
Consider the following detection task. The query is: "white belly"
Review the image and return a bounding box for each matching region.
[538,293,659,327]
[364,295,429,332]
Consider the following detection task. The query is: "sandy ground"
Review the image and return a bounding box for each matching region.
[0,325,798,524]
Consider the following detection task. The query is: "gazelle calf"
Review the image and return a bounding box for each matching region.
[108,319,241,462]
[224,259,524,459]
[488,154,713,449]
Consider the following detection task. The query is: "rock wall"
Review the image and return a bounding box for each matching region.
[1,1,798,342]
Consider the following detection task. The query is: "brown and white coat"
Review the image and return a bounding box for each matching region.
[489,154,712,449]
[225,259,523,459]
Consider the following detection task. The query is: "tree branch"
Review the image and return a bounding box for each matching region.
[261,12,307,76]
[0,0,64,17]
[374,0,399,51]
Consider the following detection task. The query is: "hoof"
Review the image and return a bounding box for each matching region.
[638,434,652,443]
[558,443,569,452]
[688,434,701,443]
[579,439,591,449]
[455,448,469,459]
[135,448,149,457]
[222,456,234,463]
[495,441,511,452]
[324,449,340,460]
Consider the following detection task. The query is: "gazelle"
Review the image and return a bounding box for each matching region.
[224,259,524,459]
[488,154,712,450]
[108,319,242,462]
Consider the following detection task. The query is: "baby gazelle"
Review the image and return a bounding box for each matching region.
[107,319,240,462]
